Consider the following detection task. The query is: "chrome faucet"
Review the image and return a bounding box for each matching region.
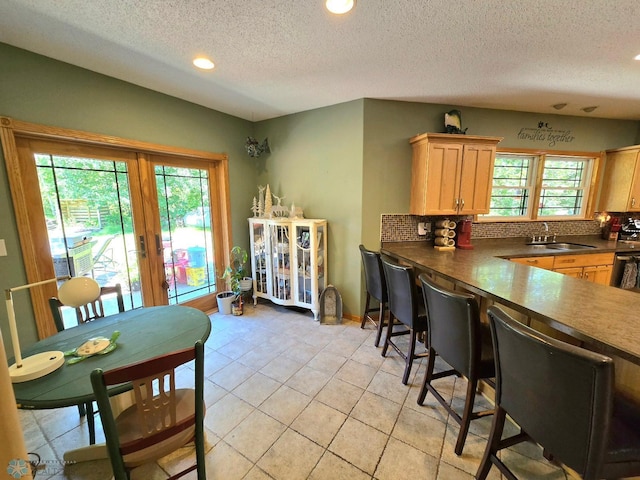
[530,222,556,244]
[541,222,557,243]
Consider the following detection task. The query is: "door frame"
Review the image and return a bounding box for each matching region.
[0,116,232,339]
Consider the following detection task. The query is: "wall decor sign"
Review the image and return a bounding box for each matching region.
[517,121,576,147]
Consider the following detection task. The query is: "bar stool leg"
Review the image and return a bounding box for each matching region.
[374,302,386,347]
[360,292,371,329]
[455,377,478,455]
[403,329,418,385]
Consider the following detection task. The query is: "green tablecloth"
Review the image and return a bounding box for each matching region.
[13,305,211,409]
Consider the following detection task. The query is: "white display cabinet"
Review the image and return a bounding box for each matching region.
[248,218,327,320]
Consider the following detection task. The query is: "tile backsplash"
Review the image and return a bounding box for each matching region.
[380,214,602,243]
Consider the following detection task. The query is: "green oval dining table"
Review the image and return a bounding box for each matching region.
[12,305,211,462]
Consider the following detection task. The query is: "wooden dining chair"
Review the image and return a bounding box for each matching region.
[91,341,206,480]
[48,283,125,444]
[49,283,125,331]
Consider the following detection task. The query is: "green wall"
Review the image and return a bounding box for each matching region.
[0,43,255,354]
[255,101,364,315]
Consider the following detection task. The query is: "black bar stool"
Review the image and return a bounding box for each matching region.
[380,254,428,385]
[417,274,494,455]
[359,244,388,347]
[477,306,640,480]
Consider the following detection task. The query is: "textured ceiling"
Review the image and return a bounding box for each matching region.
[1,0,639,122]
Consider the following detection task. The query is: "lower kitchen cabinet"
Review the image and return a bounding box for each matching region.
[511,252,614,286]
[552,252,614,286]
[509,256,555,270]
[582,264,614,284]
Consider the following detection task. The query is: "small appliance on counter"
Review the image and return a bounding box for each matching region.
[620,218,640,241]
[602,216,621,241]
[433,219,456,251]
[456,219,474,249]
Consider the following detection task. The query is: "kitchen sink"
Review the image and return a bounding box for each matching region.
[527,242,596,250]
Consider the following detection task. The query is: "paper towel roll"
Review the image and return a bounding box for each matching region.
[434,228,457,238]
[434,237,456,247]
[435,219,456,229]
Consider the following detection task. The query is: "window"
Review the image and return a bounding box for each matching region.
[481,150,599,221]
[488,154,537,218]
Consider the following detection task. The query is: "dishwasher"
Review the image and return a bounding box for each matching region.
[612,243,640,289]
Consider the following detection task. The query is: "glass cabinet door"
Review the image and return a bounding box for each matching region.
[250,220,268,295]
[295,225,313,305]
[269,222,291,300]
[316,223,326,296]
[294,221,326,309]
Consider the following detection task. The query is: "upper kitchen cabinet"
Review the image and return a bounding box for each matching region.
[599,145,640,212]
[409,133,502,215]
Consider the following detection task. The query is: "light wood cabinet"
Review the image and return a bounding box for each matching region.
[409,133,502,215]
[598,145,640,211]
[511,252,614,286]
[582,265,613,284]
[552,252,614,286]
[509,256,555,270]
[248,218,327,320]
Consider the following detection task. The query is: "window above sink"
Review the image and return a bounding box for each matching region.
[477,148,602,222]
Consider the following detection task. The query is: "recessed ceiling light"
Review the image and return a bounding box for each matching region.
[193,57,214,70]
[326,0,355,14]
[581,106,598,113]
[635,54,640,61]
[552,103,567,110]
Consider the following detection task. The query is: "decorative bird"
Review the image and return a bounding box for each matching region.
[444,110,467,134]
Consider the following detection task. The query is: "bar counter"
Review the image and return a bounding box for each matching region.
[381,236,640,367]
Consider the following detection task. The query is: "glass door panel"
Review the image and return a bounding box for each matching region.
[155,165,217,304]
[35,153,143,328]
[249,220,268,295]
[270,222,292,300]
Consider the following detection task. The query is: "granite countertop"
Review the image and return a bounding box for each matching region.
[381,236,640,365]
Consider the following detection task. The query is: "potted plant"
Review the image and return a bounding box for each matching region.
[220,246,250,315]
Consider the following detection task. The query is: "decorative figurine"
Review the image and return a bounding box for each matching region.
[270,192,288,218]
[264,184,273,217]
[245,137,270,158]
[257,185,265,217]
[290,203,304,219]
[444,109,468,134]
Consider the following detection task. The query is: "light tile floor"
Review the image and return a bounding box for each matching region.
[19,302,572,479]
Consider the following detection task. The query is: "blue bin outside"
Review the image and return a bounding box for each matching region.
[187,247,206,268]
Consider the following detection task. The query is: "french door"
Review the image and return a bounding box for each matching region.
[1,117,231,339]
